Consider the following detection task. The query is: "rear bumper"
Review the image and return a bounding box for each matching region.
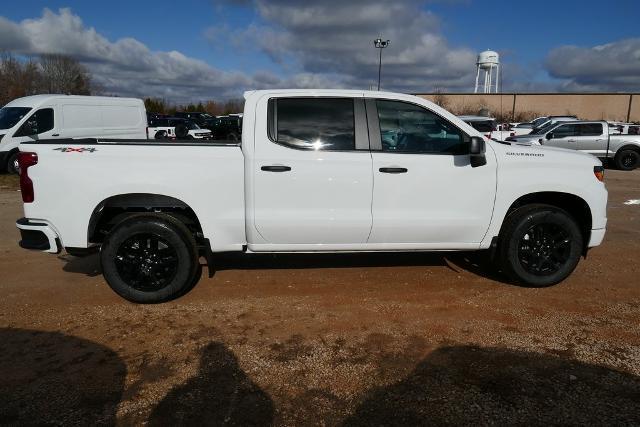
[588,227,606,247]
[16,218,61,254]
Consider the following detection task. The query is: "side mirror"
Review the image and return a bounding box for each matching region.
[546,132,553,140]
[469,136,486,167]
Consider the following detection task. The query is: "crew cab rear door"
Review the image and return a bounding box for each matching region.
[367,99,497,246]
[251,96,373,246]
[574,123,606,156]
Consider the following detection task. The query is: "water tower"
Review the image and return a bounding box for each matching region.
[474,50,500,93]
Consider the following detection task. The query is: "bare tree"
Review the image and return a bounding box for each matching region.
[0,54,42,105]
[39,54,92,95]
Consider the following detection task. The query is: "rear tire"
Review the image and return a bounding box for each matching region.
[154,130,168,140]
[615,149,639,171]
[498,204,583,287]
[100,214,199,303]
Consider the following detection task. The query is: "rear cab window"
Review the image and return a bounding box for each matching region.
[268,98,355,151]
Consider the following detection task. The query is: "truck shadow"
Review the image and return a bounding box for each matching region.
[0,328,126,425]
[343,345,640,425]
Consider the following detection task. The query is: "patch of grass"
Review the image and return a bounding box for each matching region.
[0,174,19,191]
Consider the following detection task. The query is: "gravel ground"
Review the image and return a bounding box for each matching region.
[0,170,638,425]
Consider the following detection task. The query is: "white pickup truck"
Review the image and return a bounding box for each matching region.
[15,90,608,303]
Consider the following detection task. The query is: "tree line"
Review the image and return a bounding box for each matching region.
[0,53,92,106]
[1,54,244,116]
[143,98,244,116]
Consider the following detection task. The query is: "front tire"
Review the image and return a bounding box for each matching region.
[615,149,639,171]
[498,204,583,287]
[6,151,19,174]
[100,214,199,303]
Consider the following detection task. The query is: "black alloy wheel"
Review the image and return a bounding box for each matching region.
[100,214,200,303]
[498,204,583,287]
[114,233,179,292]
[517,223,571,276]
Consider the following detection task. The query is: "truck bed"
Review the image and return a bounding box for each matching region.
[19,138,246,251]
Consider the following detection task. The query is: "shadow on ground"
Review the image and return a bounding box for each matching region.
[1,329,638,424]
[344,345,640,425]
[148,341,274,426]
[0,328,126,425]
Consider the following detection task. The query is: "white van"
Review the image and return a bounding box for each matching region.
[0,95,147,173]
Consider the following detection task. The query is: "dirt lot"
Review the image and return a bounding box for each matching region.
[0,171,639,425]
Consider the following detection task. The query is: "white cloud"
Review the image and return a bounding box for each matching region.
[0,8,328,101]
[545,38,640,91]
[230,0,477,91]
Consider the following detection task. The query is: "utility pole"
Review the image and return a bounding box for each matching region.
[373,38,390,91]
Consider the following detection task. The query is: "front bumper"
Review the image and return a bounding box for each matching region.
[16,218,61,254]
[588,227,606,248]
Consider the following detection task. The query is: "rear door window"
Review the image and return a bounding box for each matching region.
[270,98,355,151]
[578,123,603,136]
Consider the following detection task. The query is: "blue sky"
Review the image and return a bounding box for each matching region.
[1,1,638,101]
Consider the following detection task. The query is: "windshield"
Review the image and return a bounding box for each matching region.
[530,117,548,127]
[185,121,200,130]
[0,107,32,130]
[466,120,495,133]
[532,121,561,135]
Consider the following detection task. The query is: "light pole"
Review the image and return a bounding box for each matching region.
[373,38,390,91]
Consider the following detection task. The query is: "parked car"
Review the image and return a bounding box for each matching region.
[0,95,146,173]
[505,117,580,145]
[509,116,579,138]
[209,115,242,141]
[537,120,640,170]
[608,122,640,135]
[15,89,607,303]
[174,111,214,127]
[147,117,212,140]
[458,115,509,141]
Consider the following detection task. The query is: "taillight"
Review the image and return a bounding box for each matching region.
[594,166,604,182]
[18,152,38,203]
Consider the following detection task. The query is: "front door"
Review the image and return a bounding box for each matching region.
[368,99,497,247]
[544,123,579,150]
[252,96,373,246]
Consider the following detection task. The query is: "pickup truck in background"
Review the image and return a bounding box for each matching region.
[505,117,579,145]
[15,90,608,303]
[535,120,640,170]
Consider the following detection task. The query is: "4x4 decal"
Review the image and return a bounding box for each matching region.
[54,147,97,153]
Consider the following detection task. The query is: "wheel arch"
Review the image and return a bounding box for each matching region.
[615,144,640,154]
[500,191,592,254]
[88,193,204,244]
